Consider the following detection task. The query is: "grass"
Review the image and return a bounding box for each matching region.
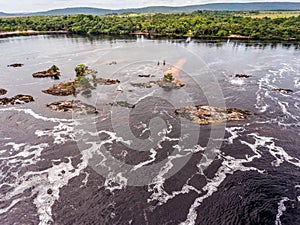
[236,11,300,19]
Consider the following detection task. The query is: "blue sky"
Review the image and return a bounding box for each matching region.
[1,0,299,13]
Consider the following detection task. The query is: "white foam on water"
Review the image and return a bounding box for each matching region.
[246,133,300,168]
[1,143,49,165]
[295,185,300,202]
[0,107,71,123]
[294,77,300,88]
[255,72,271,112]
[147,145,204,205]
[180,124,300,225]
[181,143,263,225]
[275,197,289,225]
[0,108,93,224]
[104,172,128,192]
[225,126,245,144]
[229,78,245,86]
[4,142,26,151]
[80,172,90,188]
[255,66,300,126]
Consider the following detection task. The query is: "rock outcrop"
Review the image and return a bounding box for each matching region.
[156,78,185,89]
[42,81,76,96]
[47,100,98,114]
[130,76,184,89]
[42,77,121,96]
[32,71,60,79]
[33,65,61,79]
[0,95,34,106]
[175,105,250,125]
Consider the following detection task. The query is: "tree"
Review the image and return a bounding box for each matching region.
[75,64,88,76]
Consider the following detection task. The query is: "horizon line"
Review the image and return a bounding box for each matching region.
[1,1,299,14]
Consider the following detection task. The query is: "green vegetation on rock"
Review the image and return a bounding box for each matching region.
[75,64,88,76]
[163,73,174,82]
[47,65,60,74]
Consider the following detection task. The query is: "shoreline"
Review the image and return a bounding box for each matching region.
[0,30,298,42]
[0,30,68,38]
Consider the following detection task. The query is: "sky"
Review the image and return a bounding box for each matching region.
[0,0,299,13]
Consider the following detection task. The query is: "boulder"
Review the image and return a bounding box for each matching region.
[0,89,7,95]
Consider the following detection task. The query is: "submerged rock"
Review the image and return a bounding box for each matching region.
[0,94,34,106]
[92,78,120,85]
[0,89,7,95]
[108,61,117,65]
[130,81,155,88]
[235,74,252,78]
[175,105,250,125]
[7,63,24,67]
[272,88,293,93]
[47,100,98,114]
[42,81,76,96]
[109,101,135,109]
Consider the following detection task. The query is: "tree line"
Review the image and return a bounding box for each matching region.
[0,11,299,40]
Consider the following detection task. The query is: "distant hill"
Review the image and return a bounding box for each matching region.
[0,12,10,17]
[27,7,114,16]
[1,2,300,17]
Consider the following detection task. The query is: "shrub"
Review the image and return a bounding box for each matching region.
[47,65,60,74]
[76,76,92,89]
[75,64,88,76]
[163,73,174,82]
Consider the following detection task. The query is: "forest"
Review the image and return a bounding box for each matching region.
[0,11,299,40]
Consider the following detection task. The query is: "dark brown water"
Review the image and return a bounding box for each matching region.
[0,35,300,225]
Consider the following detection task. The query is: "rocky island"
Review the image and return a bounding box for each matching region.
[33,65,61,79]
[0,94,34,105]
[47,100,98,114]
[175,105,251,125]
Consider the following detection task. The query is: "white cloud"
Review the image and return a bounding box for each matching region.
[0,0,299,13]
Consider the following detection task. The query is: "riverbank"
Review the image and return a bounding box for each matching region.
[1,30,298,42]
[0,30,68,38]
